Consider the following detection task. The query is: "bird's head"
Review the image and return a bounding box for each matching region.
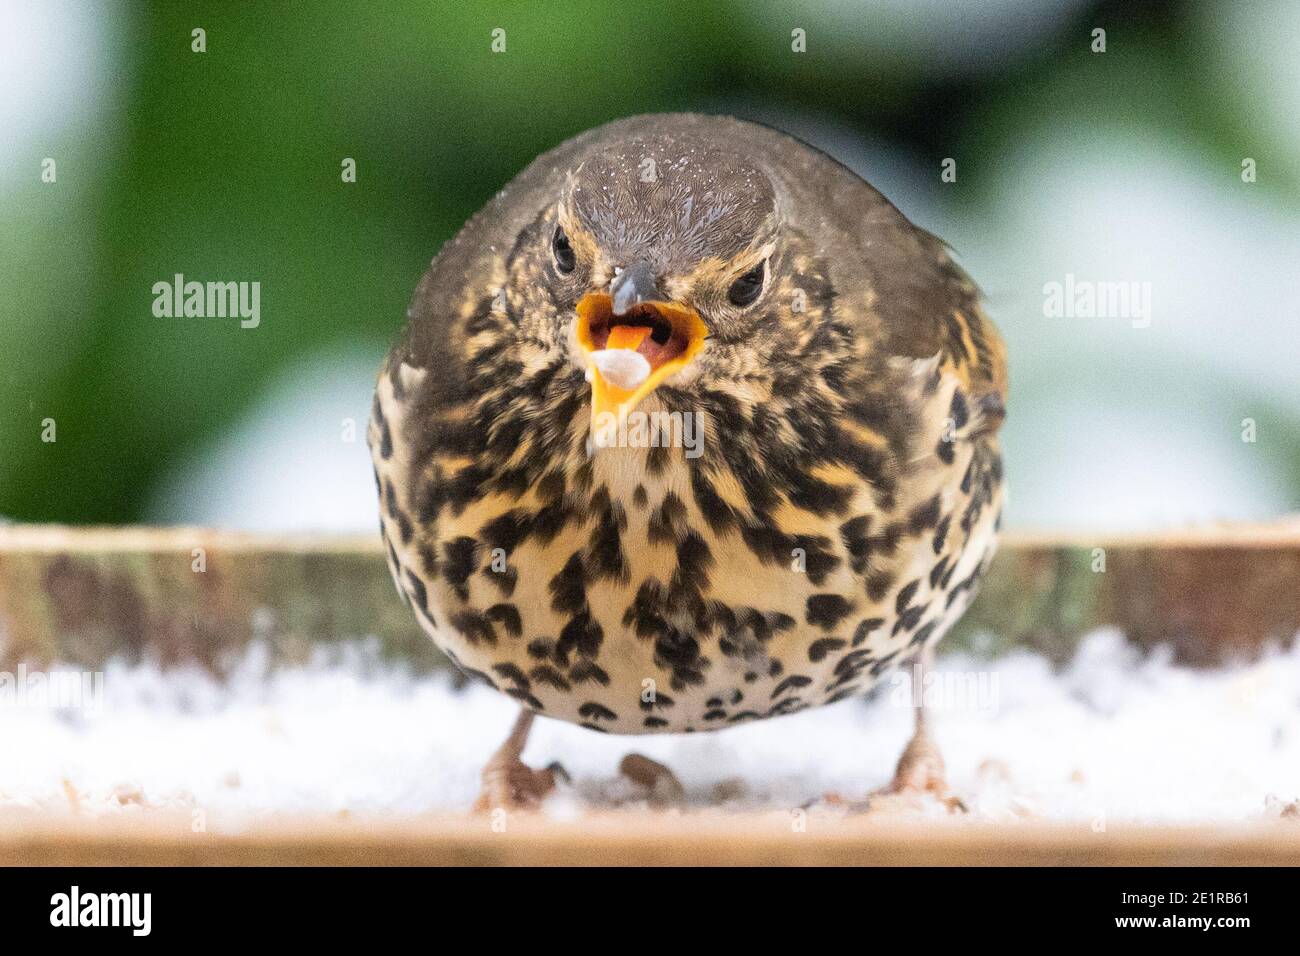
[513,134,795,437]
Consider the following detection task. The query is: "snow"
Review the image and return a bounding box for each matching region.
[2,630,1297,826]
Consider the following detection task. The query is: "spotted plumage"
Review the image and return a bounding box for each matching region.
[370,113,1006,742]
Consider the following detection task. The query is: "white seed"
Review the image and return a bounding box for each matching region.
[589,348,651,390]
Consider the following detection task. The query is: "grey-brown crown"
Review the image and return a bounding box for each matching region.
[566,135,777,272]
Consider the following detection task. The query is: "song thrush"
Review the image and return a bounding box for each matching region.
[369,113,1007,811]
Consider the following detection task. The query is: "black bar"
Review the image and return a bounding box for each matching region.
[0,866,1283,942]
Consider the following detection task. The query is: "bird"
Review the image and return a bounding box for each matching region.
[369,113,1006,812]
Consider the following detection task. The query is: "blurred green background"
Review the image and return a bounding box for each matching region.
[3,0,1299,532]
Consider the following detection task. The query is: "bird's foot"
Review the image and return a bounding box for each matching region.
[472,756,566,813]
[873,729,967,814]
[619,753,686,806]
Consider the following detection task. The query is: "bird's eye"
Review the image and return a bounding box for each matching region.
[727,259,766,307]
[552,226,576,274]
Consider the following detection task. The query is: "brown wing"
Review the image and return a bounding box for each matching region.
[900,236,1008,439]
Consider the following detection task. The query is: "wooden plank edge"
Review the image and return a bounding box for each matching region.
[1,815,1297,866]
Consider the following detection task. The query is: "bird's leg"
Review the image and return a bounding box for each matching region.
[472,709,562,813]
[877,647,967,812]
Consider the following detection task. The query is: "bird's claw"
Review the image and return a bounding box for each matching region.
[873,730,968,814]
[473,756,561,813]
[619,752,686,805]
[879,765,968,814]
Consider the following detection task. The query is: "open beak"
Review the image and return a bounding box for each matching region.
[574,280,707,433]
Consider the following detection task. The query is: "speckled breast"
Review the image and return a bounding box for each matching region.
[370,358,1004,736]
